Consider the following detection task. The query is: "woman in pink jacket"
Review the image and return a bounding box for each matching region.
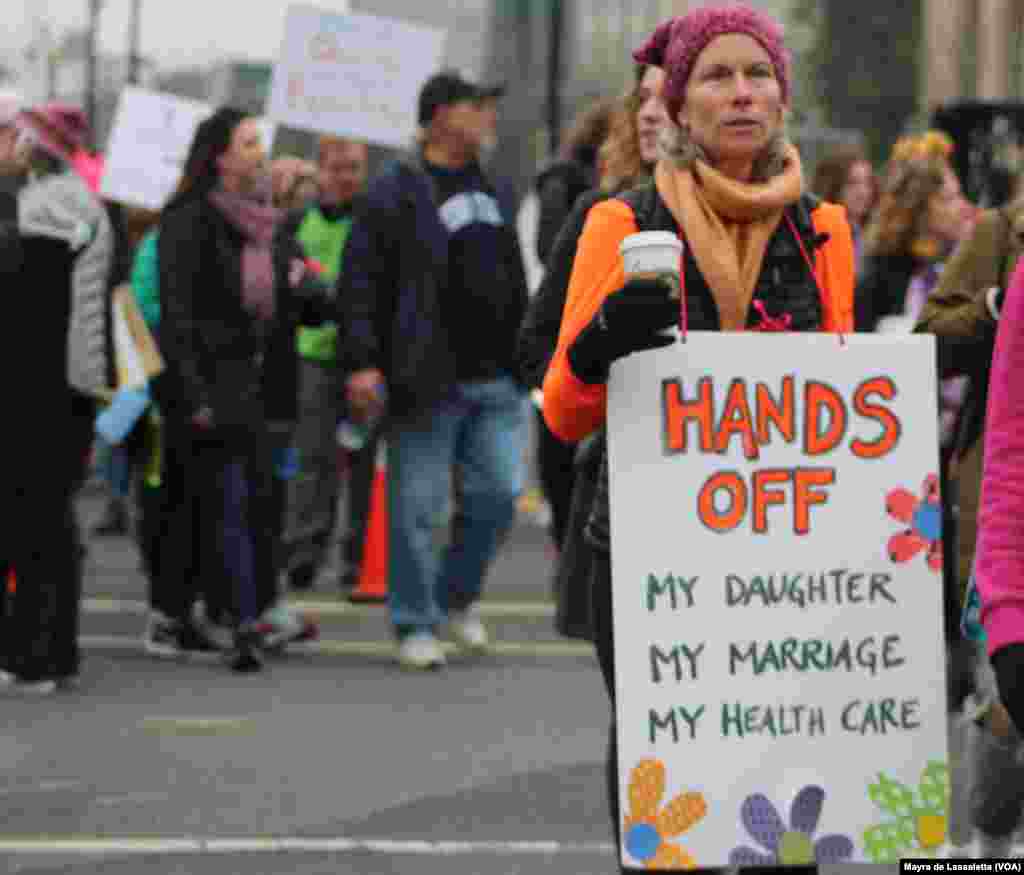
[975,257,1024,853]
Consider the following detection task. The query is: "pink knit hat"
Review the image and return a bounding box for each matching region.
[633,3,791,119]
[15,102,91,165]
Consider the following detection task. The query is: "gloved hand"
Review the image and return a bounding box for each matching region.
[992,642,1024,735]
[567,278,678,384]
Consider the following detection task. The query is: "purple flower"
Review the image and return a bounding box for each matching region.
[730,786,854,866]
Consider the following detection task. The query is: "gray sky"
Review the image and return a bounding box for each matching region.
[4,0,356,69]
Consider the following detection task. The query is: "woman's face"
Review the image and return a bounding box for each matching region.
[217,118,267,193]
[842,160,875,227]
[635,66,669,165]
[926,167,969,247]
[677,33,784,177]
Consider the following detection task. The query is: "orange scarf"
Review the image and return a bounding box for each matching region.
[654,143,804,330]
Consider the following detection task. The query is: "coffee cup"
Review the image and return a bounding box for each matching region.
[619,231,683,299]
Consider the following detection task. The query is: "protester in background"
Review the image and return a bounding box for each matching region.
[528,98,616,564]
[518,63,670,642]
[270,156,318,210]
[810,143,876,273]
[534,98,616,265]
[155,107,337,672]
[279,137,370,596]
[973,257,1024,855]
[856,131,972,333]
[542,8,855,869]
[90,187,140,538]
[916,183,1024,857]
[0,97,115,693]
[341,71,529,670]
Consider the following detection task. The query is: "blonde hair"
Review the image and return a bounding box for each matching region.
[599,65,649,193]
[864,131,955,259]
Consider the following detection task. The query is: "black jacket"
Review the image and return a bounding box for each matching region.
[338,152,528,421]
[534,159,597,266]
[855,253,918,332]
[154,196,336,428]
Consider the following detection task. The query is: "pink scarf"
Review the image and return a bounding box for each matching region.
[209,185,281,321]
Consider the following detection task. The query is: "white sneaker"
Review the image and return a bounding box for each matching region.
[397,633,446,670]
[449,607,489,654]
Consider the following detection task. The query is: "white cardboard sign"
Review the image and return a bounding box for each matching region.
[266,5,446,148]
[606,332,948,868]
[100,88,276,211]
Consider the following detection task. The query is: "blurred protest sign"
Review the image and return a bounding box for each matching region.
[101,88,276,210]
[266,5,445,148]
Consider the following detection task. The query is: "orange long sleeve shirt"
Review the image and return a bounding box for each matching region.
[541,197,856,444]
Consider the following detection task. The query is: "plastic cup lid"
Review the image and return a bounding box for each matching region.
[619,231,683,253]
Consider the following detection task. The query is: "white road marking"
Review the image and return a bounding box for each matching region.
[0,781,82,797]
[82,598,557,619]
[0,836,617,855]
[78,635,592,658]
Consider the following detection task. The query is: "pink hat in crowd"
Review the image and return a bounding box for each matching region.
[633,2,791,119]
[16,102,92,165]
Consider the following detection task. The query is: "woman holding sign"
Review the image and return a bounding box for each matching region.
[542,5,855,871]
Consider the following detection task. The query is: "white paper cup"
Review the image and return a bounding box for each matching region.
[619,231,683,298]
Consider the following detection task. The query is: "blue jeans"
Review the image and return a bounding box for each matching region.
[387,376,527,634]
[96,438,132,499]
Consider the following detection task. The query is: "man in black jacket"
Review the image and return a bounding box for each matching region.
[341,71,529,670]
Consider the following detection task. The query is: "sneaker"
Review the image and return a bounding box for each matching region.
[0,669,14,686]
[397,632,446,671]
[449,607,489,654]
[9,677,57,696]
[257,604,318,652]
[176,619,225,660]
[229,623,264,673]
[143,612,182,658]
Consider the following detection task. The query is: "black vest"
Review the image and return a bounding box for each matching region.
[585,186,831,554]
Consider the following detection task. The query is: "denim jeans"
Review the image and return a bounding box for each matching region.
[387,376,527,634]
[96,437,132,499]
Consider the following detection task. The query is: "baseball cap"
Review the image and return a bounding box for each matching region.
[417,71,506,126]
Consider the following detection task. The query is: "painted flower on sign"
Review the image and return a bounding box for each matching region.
[885,474,942,571]
[623,759,706,869]
[730,785,854,866]
[864,762,950,863]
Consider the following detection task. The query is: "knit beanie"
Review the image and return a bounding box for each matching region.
[633,3,791,119]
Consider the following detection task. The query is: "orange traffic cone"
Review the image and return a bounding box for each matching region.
[348,446,388,604]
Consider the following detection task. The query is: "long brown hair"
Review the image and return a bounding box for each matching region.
[599,64,650,193]
[812,144,875,206]
[864,132,954,259]
[559,97,616,170]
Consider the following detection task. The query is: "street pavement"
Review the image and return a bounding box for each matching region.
[1,487,623,875]
[0,488,926,873]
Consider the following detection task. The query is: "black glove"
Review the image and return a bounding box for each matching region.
[992,643,1024,734]
[567,278,678,384]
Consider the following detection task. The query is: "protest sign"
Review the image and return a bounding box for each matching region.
[100,88,276,210]
[266,5,446,148]
[606,332,948,868]
[112,283,163,389]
